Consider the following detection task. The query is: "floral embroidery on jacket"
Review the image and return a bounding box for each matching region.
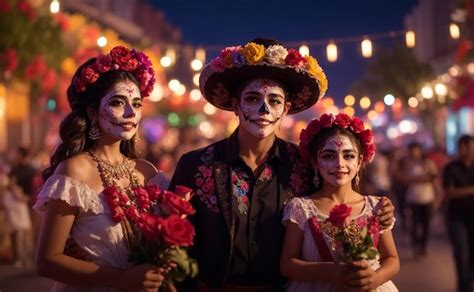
[257,165,273,184]
[194,146,219,213]
[231,167,250,214]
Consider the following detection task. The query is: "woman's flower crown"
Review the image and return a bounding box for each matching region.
[73,46,155,97]
[299,113,376,163]
[210,42,328,95]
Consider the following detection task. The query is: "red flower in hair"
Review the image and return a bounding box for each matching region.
[319,113,335,128]
[359,129,373,145]
[350,117,365,133]
[334,113,352,128]
[364,143,376,162]
[81,66,99,84]
[94,55,112,73]
[110,46,132,66]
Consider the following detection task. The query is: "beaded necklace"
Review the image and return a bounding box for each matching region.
[88,150,148,250]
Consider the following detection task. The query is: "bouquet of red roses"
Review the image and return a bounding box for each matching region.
[104,184,198,284]
[324,204,380,263]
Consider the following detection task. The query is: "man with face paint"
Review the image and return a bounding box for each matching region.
[169,38,395,291]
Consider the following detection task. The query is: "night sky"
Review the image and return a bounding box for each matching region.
[149,0,418,105]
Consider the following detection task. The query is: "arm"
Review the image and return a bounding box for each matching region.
[36,159,164,290]
[280,221,349,285]
[346,229,400,290]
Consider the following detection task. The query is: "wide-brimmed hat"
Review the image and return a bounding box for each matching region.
[199,38,328,114]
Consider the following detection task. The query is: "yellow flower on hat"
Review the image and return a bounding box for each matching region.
[242,42,265,64]
[305,55,328,95]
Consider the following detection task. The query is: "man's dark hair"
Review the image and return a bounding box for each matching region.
[458,134,474,147]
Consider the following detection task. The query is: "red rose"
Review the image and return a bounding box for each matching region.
[133,187,150,210]
[121,58,139,71]
[160,191,196,216]
[111,206,126,222]
[81,66,99,84]
[145,185,162,202]
[285,49,307,67]
[327,204,352,228]
[364,143,376,162]
[139,213,162,241]
[110,46,132,66]
[103,187,120,207]
[359,129,373,145]
[0,0,12,12]
[94,54,112,73]
[125,206,141,223]
[161,215,195,246]
[334,113,352,129]
[350,117,365,133]
[175,185,192,197]
[319,113,335,128]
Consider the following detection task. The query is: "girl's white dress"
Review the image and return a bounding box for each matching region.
[282,195,398,292]
[33,173,169,292]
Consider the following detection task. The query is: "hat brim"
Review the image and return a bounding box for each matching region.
[199,63,323,114]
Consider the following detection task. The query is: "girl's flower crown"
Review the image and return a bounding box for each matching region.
[299,113,376,163]
[73,46,155,97]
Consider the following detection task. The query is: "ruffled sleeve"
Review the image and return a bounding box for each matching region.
[282,197,308,231]
[146,171,170,190]
[33,175,103,215]
[367,195,396,233]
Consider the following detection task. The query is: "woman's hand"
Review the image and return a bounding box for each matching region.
[119,264,165,292]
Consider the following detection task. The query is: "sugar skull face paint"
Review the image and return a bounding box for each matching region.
[237,79,287,139]
[316,135,361,187]
[96,80,142,141]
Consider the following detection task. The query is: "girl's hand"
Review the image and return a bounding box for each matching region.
[377,197,395,229]
[345,261,382,291]
[119,264,165,292]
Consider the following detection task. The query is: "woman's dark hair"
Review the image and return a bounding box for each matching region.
[43,58,141,180]
[307,126,365,190]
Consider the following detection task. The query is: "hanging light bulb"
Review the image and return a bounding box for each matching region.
[450,23,460,39]
[195,48,206,63]
[421,84,434,99]
[190,59,203,71]
[160,56,172,68]
[326,41,338,62]
[50,0,60,13]
[405,30,415,48]
[299,44,310,57]
[361,37,372,58]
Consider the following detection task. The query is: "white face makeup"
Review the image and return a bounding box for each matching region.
[316,135,361,187]
[96,80,142,141]
[237,79,287,139]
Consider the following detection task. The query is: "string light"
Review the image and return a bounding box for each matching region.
[195,48,206,62]
[360,96,371,109]
[421,85,433,99]
[434,83,447,96]
[408,97,419,108]
[383,94,395,106]
[189,89,202,102]
[160,56,172,68]
[148,85,164,102]
[344,95,355,106]
[326,41,338,62]
[168,79,180,92]
[449,23,460,39]
[193,73,200,86]
[405,30,415,48]
[190,59,203,71]
[361,37,372,58]
[50,0,60,13]
[299,44,310,57]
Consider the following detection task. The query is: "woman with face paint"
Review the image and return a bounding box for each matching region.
[169,38,395,291]
[281,113,400,291]
[34,46,171,291]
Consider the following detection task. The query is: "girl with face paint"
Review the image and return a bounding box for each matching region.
[281,113,399,292]
[35,47,173,291]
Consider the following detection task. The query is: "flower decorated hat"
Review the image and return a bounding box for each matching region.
[199,38,328,114]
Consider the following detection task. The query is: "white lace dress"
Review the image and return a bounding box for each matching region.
[282,196,398,292]
[33,173,170,292]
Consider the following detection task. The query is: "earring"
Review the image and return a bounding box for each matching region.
[88,123,100,140]
[355,173,360,186]
[313,171,320,188]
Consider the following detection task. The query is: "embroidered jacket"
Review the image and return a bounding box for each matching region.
[169,129,313,288]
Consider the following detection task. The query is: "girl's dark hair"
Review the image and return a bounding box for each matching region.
[42,58,141,180]
[308,126,365,190]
